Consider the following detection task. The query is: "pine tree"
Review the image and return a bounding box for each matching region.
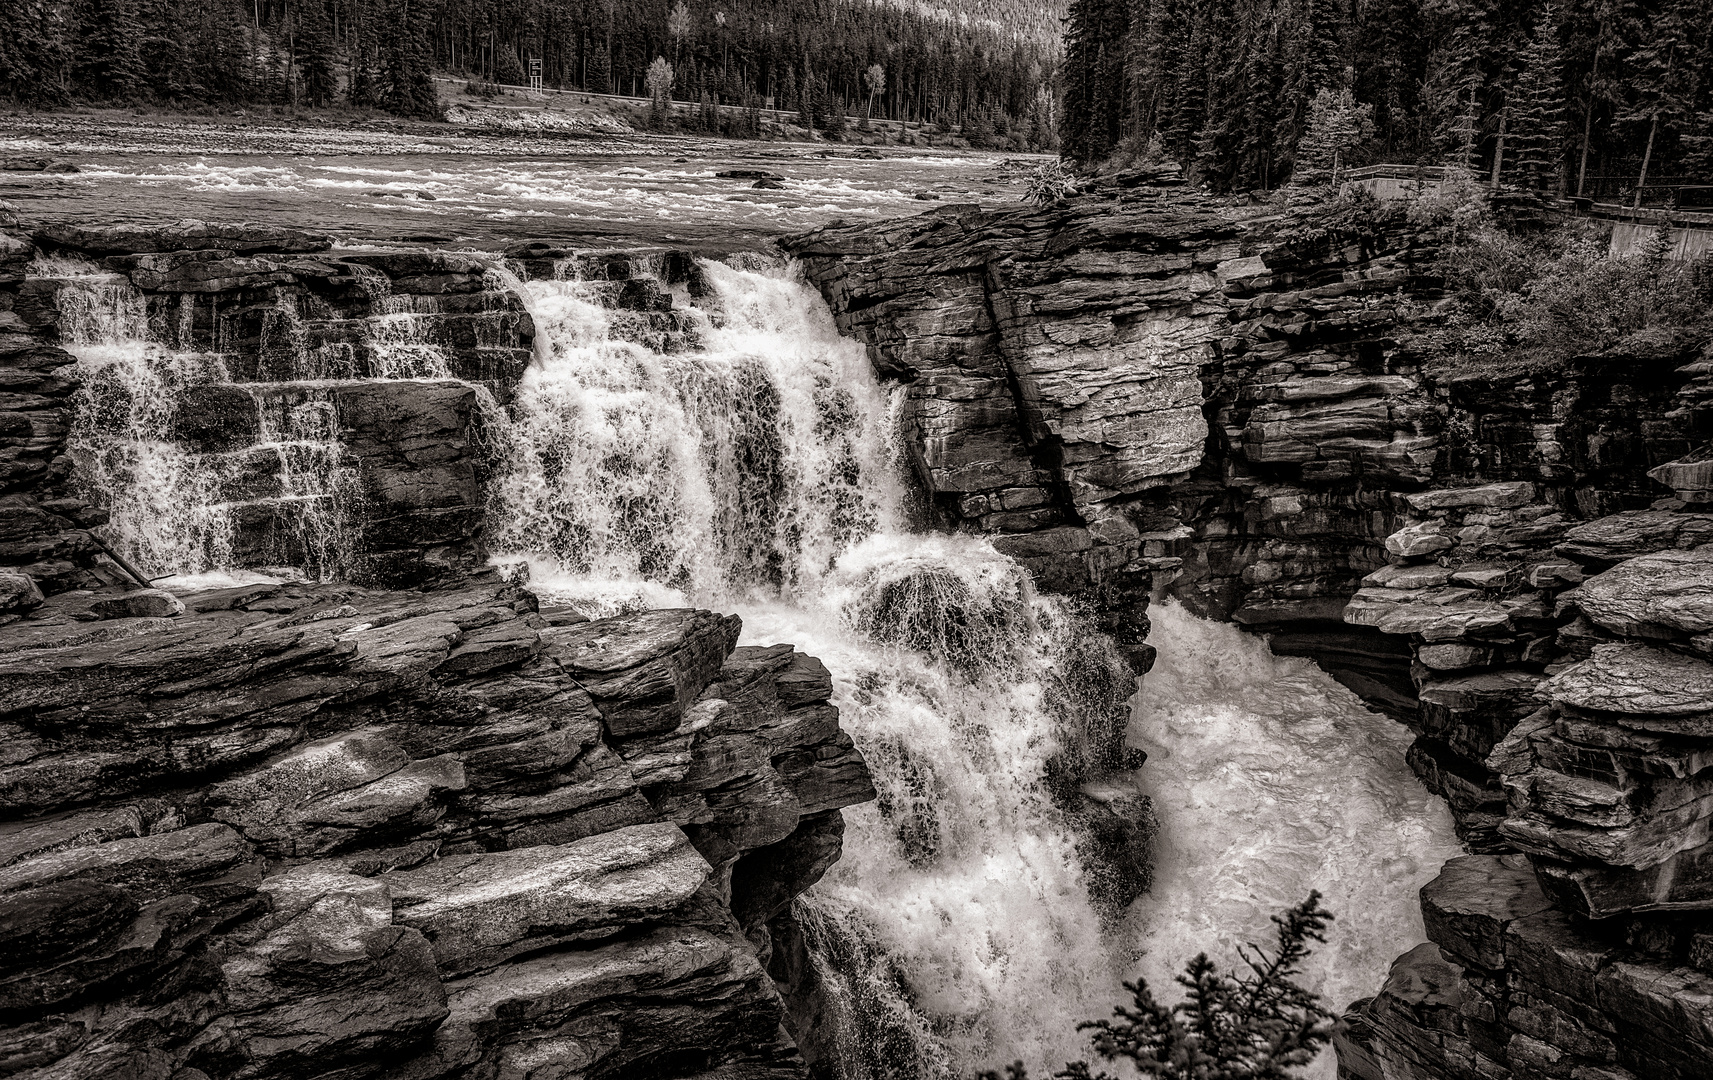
[1061,0,1129,162]
[298,0,339,108]
[975,894,1337,1080]
[379,0,437,119]
[1292,81,1374,184]
[1619,0,1700,207]
[73,0,147,100]
[0,0,69,105]
[1274,0,1346,167]
[1504,2,1569,193]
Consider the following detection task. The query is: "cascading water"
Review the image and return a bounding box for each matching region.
[51,239,1459,1074]
[51,255,359,579]
[491,256,1461,1077]
[1126,603,1462,1079]
[54,260,240,574]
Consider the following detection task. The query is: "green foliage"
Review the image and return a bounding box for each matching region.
[298,1,339,108]
[976,894,1337,1080]
[0,0,70,105]
[1292,85,1375,186]
[0,0,1061,148]
[1426,220,1713,376]
[380,0,438,119]
[1023,161,1081,204]
[1503,3,1569,194]
[1060,0,1713,194]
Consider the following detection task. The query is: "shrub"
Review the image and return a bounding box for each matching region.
[977,893,1337,1080]
[1426,219,1713,375]
[1024,162,1081,205]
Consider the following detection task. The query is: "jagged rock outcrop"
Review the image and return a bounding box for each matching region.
[784,184,1713,1080]
[782,188,1452,681]
[0,575,873,1079]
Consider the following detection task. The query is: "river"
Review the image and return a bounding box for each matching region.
[1,112,1038,248]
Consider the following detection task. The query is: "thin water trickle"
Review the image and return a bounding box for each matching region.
[56,260,361,579]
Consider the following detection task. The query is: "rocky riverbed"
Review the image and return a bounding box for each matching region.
[0,110,1044,249]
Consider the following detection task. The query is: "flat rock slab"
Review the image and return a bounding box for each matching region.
[1406,481,1536,511]
[1575,547,1713,639]
[89,588,184,620]
[1543,643,1713,730]
[547,609,742,739]
[387,822,710,975]
[1420,854,1554,972]
[1556,511,1713,566]
[38,219,332,255]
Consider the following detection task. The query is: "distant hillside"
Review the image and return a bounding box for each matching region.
[895,0,1069,46]
[0,0,1062,144]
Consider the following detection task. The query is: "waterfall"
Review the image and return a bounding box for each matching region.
[493,256,1461,1077]
[497,259,1136,1073]
[52,257,358,580]
[54,261,239,575]
[51,242,1461,1076]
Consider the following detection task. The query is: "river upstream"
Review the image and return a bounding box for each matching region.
[0,111,1036,248]
[27,115,1458,1079]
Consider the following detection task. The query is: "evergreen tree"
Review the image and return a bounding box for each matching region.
[1275,0,1346,165]
[1292,81,1374,183]
[0,0,69,105]
[1618,0,1700,206]
[1061,0,1129,162]
[976,894,1336,1080]
[347,5,378,108]
[379,0,437,119]
[1504,3,1569,193]
[73,0,147,100]
[298,0,339,108]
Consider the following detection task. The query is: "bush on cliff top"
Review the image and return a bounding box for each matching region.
[978,893,1336,1080]
[1422,219,1713,380]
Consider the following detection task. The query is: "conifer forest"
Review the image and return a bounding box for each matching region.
[0,0,1063,139]
[1062,0,1713,194]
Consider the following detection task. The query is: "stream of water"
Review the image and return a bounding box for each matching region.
[55,248,1460,1078]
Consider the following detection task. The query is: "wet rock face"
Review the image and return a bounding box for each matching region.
[0,221,543,591]
[783,190,1452,687]
[789,188,1713,1080]
[0,579,873,1078]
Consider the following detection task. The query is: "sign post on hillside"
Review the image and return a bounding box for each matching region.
[529,59,543,92]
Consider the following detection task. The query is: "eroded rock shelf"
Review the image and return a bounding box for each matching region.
[784,182,1713,1080]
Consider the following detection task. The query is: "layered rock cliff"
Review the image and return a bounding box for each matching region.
[0,218,877,1079]
[782,182,1713,1079]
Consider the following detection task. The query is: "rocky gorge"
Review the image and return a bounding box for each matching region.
[782,176,1713,1079]
[0,164,1708,1080]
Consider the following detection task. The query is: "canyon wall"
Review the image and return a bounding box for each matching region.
[783,182,1713,1080]
[0,218,875,1079]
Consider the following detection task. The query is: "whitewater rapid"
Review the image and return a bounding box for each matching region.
[57,247,1462,1078]
[1128,603,1461,1079]
[491,258,1461,1076]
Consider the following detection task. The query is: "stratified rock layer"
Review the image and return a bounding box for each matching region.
[0,577,873,1079]
[785,184,1713,1080]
